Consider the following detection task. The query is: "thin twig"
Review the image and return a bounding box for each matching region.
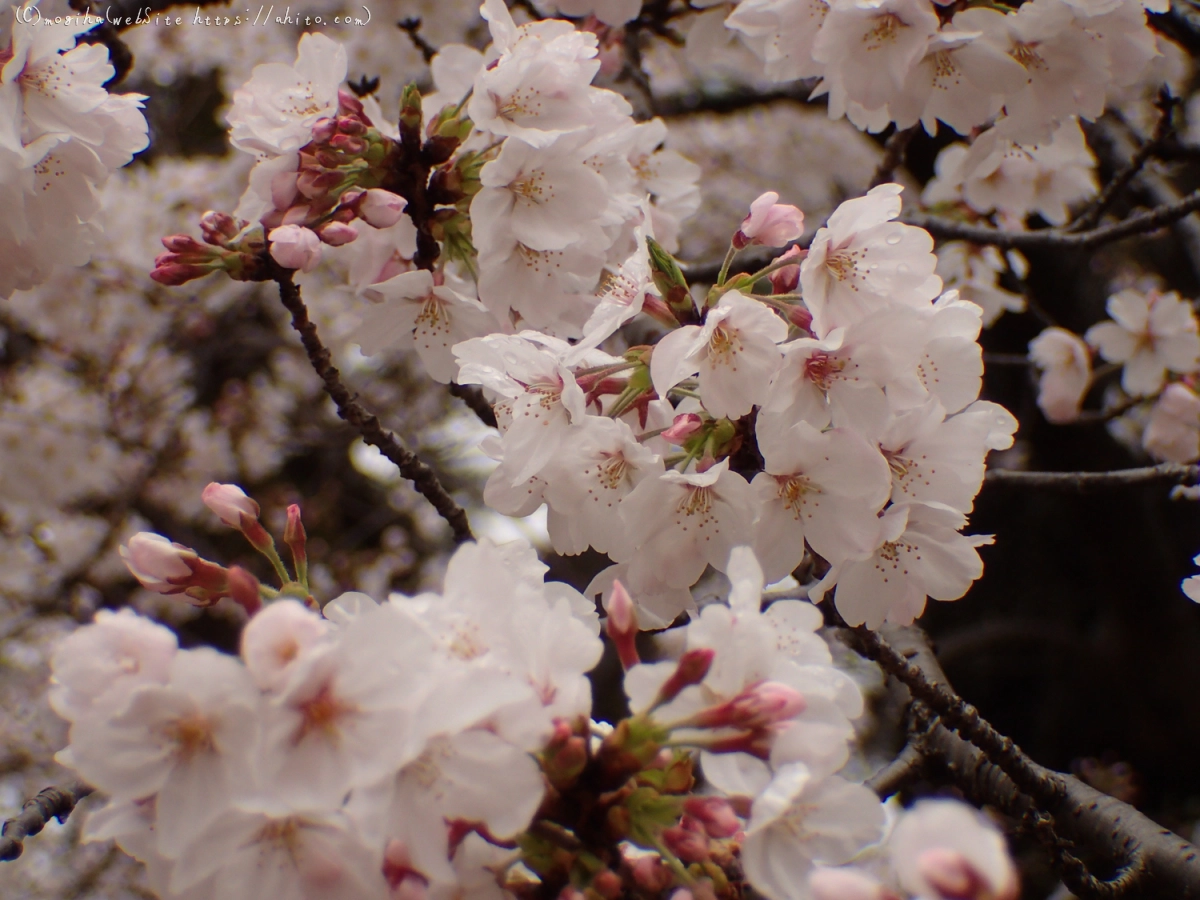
[1068,94,1178,233]
[449,383,498,428]
[397,18,438,64]
[984,463,1200,492]
[0,782,95,862]
[906,189,1200,250]
[274,275,474,543]
[866,739,926,798]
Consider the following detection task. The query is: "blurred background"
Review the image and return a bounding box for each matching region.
[2,1,1200,896]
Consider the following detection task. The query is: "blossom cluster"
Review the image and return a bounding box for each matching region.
[51,484,1019,900]
[0,8,149,296]
[722,0,1160,225]
[457,181,1015,630]
[1027,286,1200,462]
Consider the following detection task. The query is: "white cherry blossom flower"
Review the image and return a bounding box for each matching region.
[472,136,611,253]
[751,420,891,581]
[800,184,942,338]
[227,32,347,157]
[66,647,260,857]
[725,0,830,82]
[889,800,1019,900]
[49,608,178,723]
[1029,327,1092,422]
[651,291,788,419]
[741,764,886,900]
[812,502,991,628]
[812,0,940,115]
[1143,382,1200,463]
[760,306,926,438]
[241,600,330,693]
[476,235,607,332]
[169,803,388,900]
[614,459,756,590]
[544,415,664,557]
[1182,554,1200,604]
[1085,288,1200,396]
[353,270,499,383]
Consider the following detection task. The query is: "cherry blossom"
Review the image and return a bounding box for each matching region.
[226,32,347,157]
[1029,327,1092,423]
[888,800,1019,900]
[1142,382,1200,463]
[1085,288,1200,396]
[800,184,942,338]
[651,290,789,419]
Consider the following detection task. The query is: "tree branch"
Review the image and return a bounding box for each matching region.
[983,463,1200,492]
[850,626,1200,900]
[0,782,94,862]
[449,383,498,428]
[870,125,919,189]
[1069,95,1179,234]
[905,189,1200,250]
[274,275,474,543]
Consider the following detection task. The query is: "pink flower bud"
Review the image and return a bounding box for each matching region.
[809,868,892,900]
[654,648,714,707]
[269,225,323,273]
[682,797,741,839]
[199,211,240,245]
[662,818,709,863]
[916,848,992,900]
[631,856,672,893]
[604,580,640,670]
[330,133,366,155]
[356,189,409,228]
[284,503,307,566]
[336,115,367,136]
[337,89,366,117]
[311,117,338,143]
[662,412,703,444]
[149,260,213,286]
[202,482,261,528]
[696,681,806,730]
[768,245,805,294]
[316,221,359,246]
[119,533,194,593]
[161,234,208,254]
[788,303,814,333]
[592,870,622,899]
[734,191,805,249]
[226,566,262,617]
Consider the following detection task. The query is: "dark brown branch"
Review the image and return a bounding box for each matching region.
[449,383,498,428]
[398,18,438,64]
[0,782,94,862]
[870,125,919,189]
[983,463,1200,492]
[1069,95,1179,233]
[654,84,818,119]
[275,274,474,543]
[856,627,1200,900]
[905,189,1200,250]
[866,737,926,798]
[1148,0,1200,56]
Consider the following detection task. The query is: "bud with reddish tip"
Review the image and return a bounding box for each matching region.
[605,580,640,670]
[226,566,263,616]
[653,648,714,708]
[788,303,814,333]
[809,868,894,900]
[631,855,672,893]
[693,681,805,731]
[268,224,323,273]
[768,245,806,294]
[199,210,240,245]
[682,797,740,839]
[356,189,408,228]
[202,482,260,528]
[119,533,231,605]
[917,849,995,900]
[733,191,804,249]
[661,413,704,444]
[284,503,308,577]
[311,117,338,143]
[330,133,367,155]
[316,221,359,246]
[542,719,589,789]
[662,817,710,863]
[592,870,623,899]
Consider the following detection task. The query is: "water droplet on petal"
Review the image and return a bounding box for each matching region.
[886,232,902,245]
